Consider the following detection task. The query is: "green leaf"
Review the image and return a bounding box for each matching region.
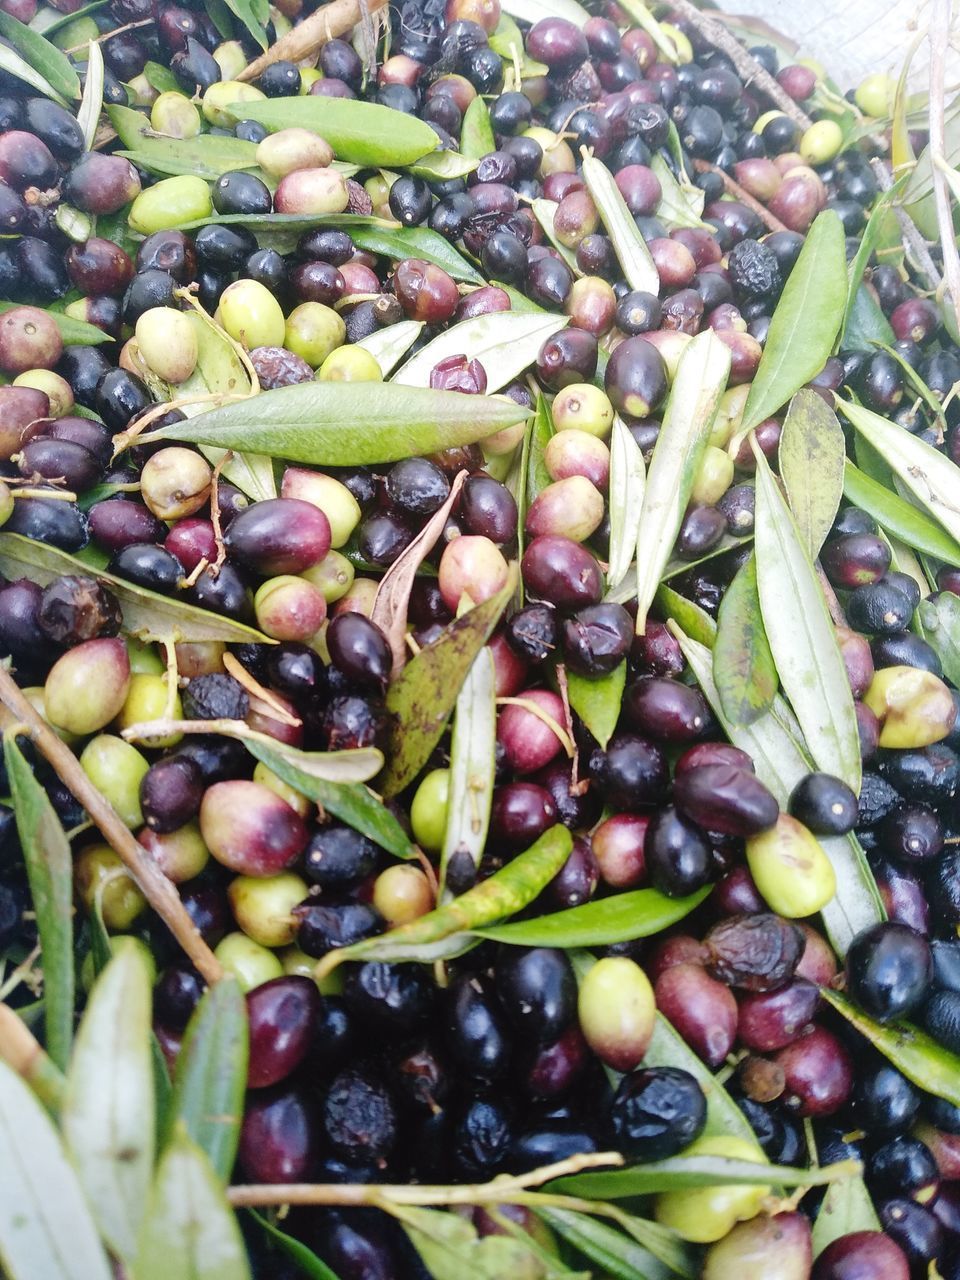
[540,1209,691,1280]
[358,319,423,376]
[650,153,705,228]
[167,211,388,252]
[440,647,497,893]
[779,389,846,558]
[399,1206,566,1280]
[0,534,269,644]
[740,211,847,437]
[475,884,708,947]
[843,459,960,565]
[713,553,777,726]
[393,311,567,392]
[351,225,482,283]
[407,150,479,181]
[841,181,902,345]
[76,38,104,150]
[811,1178,880,1257]
[495,282,548,314]
[607,416,646,590]
[552,1156,858,1199]
[655,583,717,647]
[527,392,555,503]
[582,154,659,294]
[918,591,960,685]
[145,381,531,466]
[531,199,580,272]
[634,329,731,631]
[461,95,496,159]
[0,1060,112,1280]
[843,284,896,355]
[247,1212,341,1280]
[752,444,861,792]
[168,980,247,1183]
[566,661,626,751]
[381,574,515,797]
[839,397,960,547]
[228,96,439,166]
[0,300,112,345]
[62,946,154,1265]
[143,60,179,93]
[219,0,267,48]
[135,1132,251,1280]
[0,10,79,101]
[3,734,73,1074]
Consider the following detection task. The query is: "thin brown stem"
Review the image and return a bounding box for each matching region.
[871,158,943,294]
[816,565,848,628]
[237,0,389,82]
[0,667,223,984]
[0,1004,65,1114]
[692,159,788,234]
[929,0,960,334]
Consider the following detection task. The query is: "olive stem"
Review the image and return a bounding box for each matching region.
[815,565,848,628]
[929,0,960,336]
[0,666,224,984]
[666,0,813,131]
[870,159,943,295]
[236,0,389,83]
[64,16,153,52]
[0,1003,65,1115]
[691,160,788,234]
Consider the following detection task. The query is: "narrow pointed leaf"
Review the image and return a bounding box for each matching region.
[552,1156,858,1198]
[713,553,776,726]
[407,150,479,181]
[146,381,531,465]
[227,96,439,166]
[474,885,708,947]
[168,979,248,1183]
[0,1061,112,1280]
[740,211,847,437]
[397,1205,566,1280]
[650,153,705,228]
[381,573,515,796]
[811,1178,880,1257]
[607,415,646,589]
[247,1212,341,1280]
[843,459,960,565]
[527,392,555,503]
[0,11,79,100]
[0,40,69,104]
[106,104,262,177]
[918,591,960,686]
[343,225,482,282]
[76,38,104,150]
[779,389,846,558]
[358,319,424,375]
[392,311,567,392]
[461,95,495,159]
[634,329,730,631]
[219,0,267,49]
[566,662,627,750]
[538,1210,676,1280]
[62,947,154,1265]
[440,647,497,893]
[4,733,73,1073]
[582,154,659,293]
[135,1133,251,1280]
[752,445,861,791]
[531,198,580,271]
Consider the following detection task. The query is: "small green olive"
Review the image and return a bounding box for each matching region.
[551,383,615,437]
[256,127,334,178]
[150,91,201,140]
[128,175,213,235]
[252,761,313,817]
[410,767,450,853]
[219,278,287,351]
[12,369,73,418]
[280,467,361,548]
[214,931,284,992]
[577,955,655,1071]
[126,637,165,675]
[138,822,210,882]
[74,842,147,930]
[691,444,735,506]
[655,1136,770,1243]
[213,40,247,81]
[21,686,80,747]
[0,480,13,528]
[280,944,318,979]
[126,75,158,107]
[854,71,895,118]
[316,344,382,383]
[284,302,346,368]
[364,173,391,212]
[299,69,323,94]
[201,80,265,128]
[117,673,183,748]
[80,735,150,828]
[301,550,355,603]
[746,813,836,918]
[140,446,213,522]
[799,119,844,166]
[135,306,199,385]
[228,871,309,947]
[863,665,958,748]
[372,864,435,926]
[44,637,131,735]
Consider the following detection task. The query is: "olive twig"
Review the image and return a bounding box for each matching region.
[236,0,390,83]
[870,159,943,296]
[691,160,788,235]
[0,666,224,984]
[929,0,960,336]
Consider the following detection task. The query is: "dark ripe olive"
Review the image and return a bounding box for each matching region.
[877,742,959,806]
[136,231,197,283]
[521,254,571,311]
[109,543,184,595]
[919,989,960,1054]
[610,1065,706,1160]
[187,559,253,623]
[249,346,313,391]
[294,229,352,267]
[932,939,960,992]
[172,38,222,94]
[452,285,509,324]
[451,1094,514,1178]
[384,455,450,519]
[0,130,57,190]
[321,693,388,754]
[712,864,766,916]
[322,1065,397,1163]
[393,259,459,323]
[507,1123,598,1173]
[853,1062,920,1137]
[18,438,100,492]
[544,835,599,910]
[788,771,858,836]
[773,1025,854,1117]
[0,578,44,658]
[342,961,434,1033]
[295,899,382,959]
[327,613,391,688]
[102,29,148,79]
[675,503,727,559]
[65,238,133,297]
[489,782,557,851]
[505,602,558,663]
[94,368,150,432]
[868,1135,939,1205]
[812,1231,910,1280]
[654,963,737,1067]
[156,5,198,54]
[846,922,932,1022]
[589,733,670,812]
[859,350,904,414]
[259,59,301,97]
[561,602,633,676]
[123,272,178,330]
[615,290,662,335]
[194,223,258,271]
[304,824,378,890]
[6,497,87,551]
[238,1086,317,1183]
[871,629,942,675]
[246,976,319,1090]
[64,153,140,216]
[478,229,526,285]
[357,511,414,566]
[737,978,820,1052]
[138,755,203,833]
[536,328,598,391]
[38,575,121,647]
[623,675,710,742]
[17,237,69,301]
[224,498,330,576]
[244,249,289,301]
[644,806,713,897]
[879,1199,944,1275]
[496,947,576,1045]
[458,474,517,544]
[631,619,683,678]
[821,532,891,589]
[704,913,805,993]
[0,183,27,235]
[289,260,344,307]
[521,535,603,610]
[88,499,165,554]
[576,233,617,280]
[387,175,431,227]
[444,973,511,1081]
[879,802,943,863]
[873,858,930,934]
[674,763,779,836]
[604,335,668,420]
[181,674,248,725]
[154,966,204,1032]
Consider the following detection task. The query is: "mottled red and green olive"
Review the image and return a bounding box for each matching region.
[0,305,63,374]
[256,128,334,177]
[438,535,510,612]
[525,476,604,542]
[577,956,655,1071]
[274,167,349,215]
[140,447,213,522]
[200,780,309,876]
[254,575,328,641]
[44,637,130,735]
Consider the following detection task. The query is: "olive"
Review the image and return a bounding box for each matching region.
[853,1062,921,1137]
[578,955,655,1071]
[495,947,576,1045]
[343,962,434,1032]
[655,1136,770,1243]
[812,1231,910,1280]
[788,771,859,835]
[846,922,932,1022]
[645,806,713,897]
[703,1211,812,1280]
[746,815,837,918]
[200,780,308,876]
[610,1066,707,1160]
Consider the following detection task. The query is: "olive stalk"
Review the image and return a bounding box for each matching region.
[0,666,223,984]
[870,159,944,296]
[692,159,788,234]
[236,0,390,83]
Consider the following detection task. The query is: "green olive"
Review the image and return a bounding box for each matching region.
[410,767,450,853]
[280,467,361,547]
[691,444,735,505]
[214,932,284,992]
[577,955,655,1071]
[128,175,213,235]
[316,344,382,383]
[219,278,286,351]
[284,302,346,368]
[863,665,958,748]
[799,119,844,166]
[746,813,836,918]
[80,735,150,829]
[551,383,615,438]
[201,80,265,128]
[854,71,895,118]
[252,761,313,818]
[228,871,309,947]
[655,1136,770,1243]
[135,306,199,385]
[126,75,157,108]
[280,944,318,979]
[372,864,434,926]
[522,127,575,177]
[44,637,131,736]
[74,842,147,930]
[117,673,183,748]
[174,641,226,679]
[138,822,210,883]
[140,446,212,521]
[255,127,334,178]
[301,550,355,603]
[150,92,201,140]
[126,637,165,675]
[213,40,247,81]
[702,1209,812,1280]
[711,385,750,448]
[13,369,73,417]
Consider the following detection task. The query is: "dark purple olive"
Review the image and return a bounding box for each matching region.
[604,336,668,419]
[673,763,779,836]
[238,1087,317,1182]
[623,676,710,742]
[247,976,320,1089]
[326,613,392,687]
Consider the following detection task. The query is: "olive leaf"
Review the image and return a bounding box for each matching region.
[811,1178,880,1257]
[531,199,580,272]
[839,397,960,546]
[841,179,902,345]
[227,97,440,166]
[0,534,269,645]
[392,311,568,393]
[0,1061,112,1280]
[655,583,717,648]
[358,319,424,376]
[109,104,261,178]
[713,553,777,726]
[397,1205,573,1280]
[61,946,155,1265]
[606,416,646,590]
[581,153,659,295]
[918,591,960,686]
[461,95,496,159]
[566,662,626,751]
[475,884,708,948]
[778,389,845,558]
[738,210,847,440]
[143,381,532,466]
[351,224,482,283]
[843,284,894,353]
[650,153,705,229]
[143,61,179,94]
[752,443,862,793]
[440,647,497,895]
[527,392,556,504]
[167,979,248,1184]
[219,0,267,50]
[843,458,960,565]
[634,328,731,632]
[380,571,516,797]
[76,38,104,151]
[0,10,79,101]
[540,1209,691,1280]
[551,1155,859,1199]
[0,301,112,346]
[4,733,74,1074]
[247,1212,341,1280]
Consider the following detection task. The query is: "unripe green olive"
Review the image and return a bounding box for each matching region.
[274,167,349,215]
[372,864,435,926]
[299,69,322,93]
[127,637,165,675]
[138,821,210,882]
[525,475,604,542]
[301,550,355,603]
[126,74,157,107]
[702,1209,812,1280]
[252,761,312,818]
[254,574,327,641]
[202,80,265,128]
[228,871,309,947]
[174,641,226,679]
[213,40,247,81]
[712,385,750,448]
[280,467,361,547]
[80,735,150,828]
[117,673,183,748]
[74,842,147,930]
[284,302,346,368]
[799,119,844,166]
[334,576,378,617]
[551,383,615,437]
[128,176,213,235]
[0,479,13,528]
[135,307,199,385]
[655,1136,770,1243]
[279,945,316,979]
[13,369,73,418]
[140,446,213,521]
[855,71,895,117]
[577,955,655,1071]
[214,931,284,992]
[544,429,610,489]
[256,127,334,177]
[364,173,391,209]
[81,935,157,993]
[481,420,526,456]
[219,278,286,350]
[44,637,131,735]
[523,127,575,176]
[150,91,201,139]
[746,813,836,918]
[21,686,79,747]
[52,15,99,52]
[863,665,958,748]
[410,767,450,852]
[317,344,382,383]
[691,444,735,505]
